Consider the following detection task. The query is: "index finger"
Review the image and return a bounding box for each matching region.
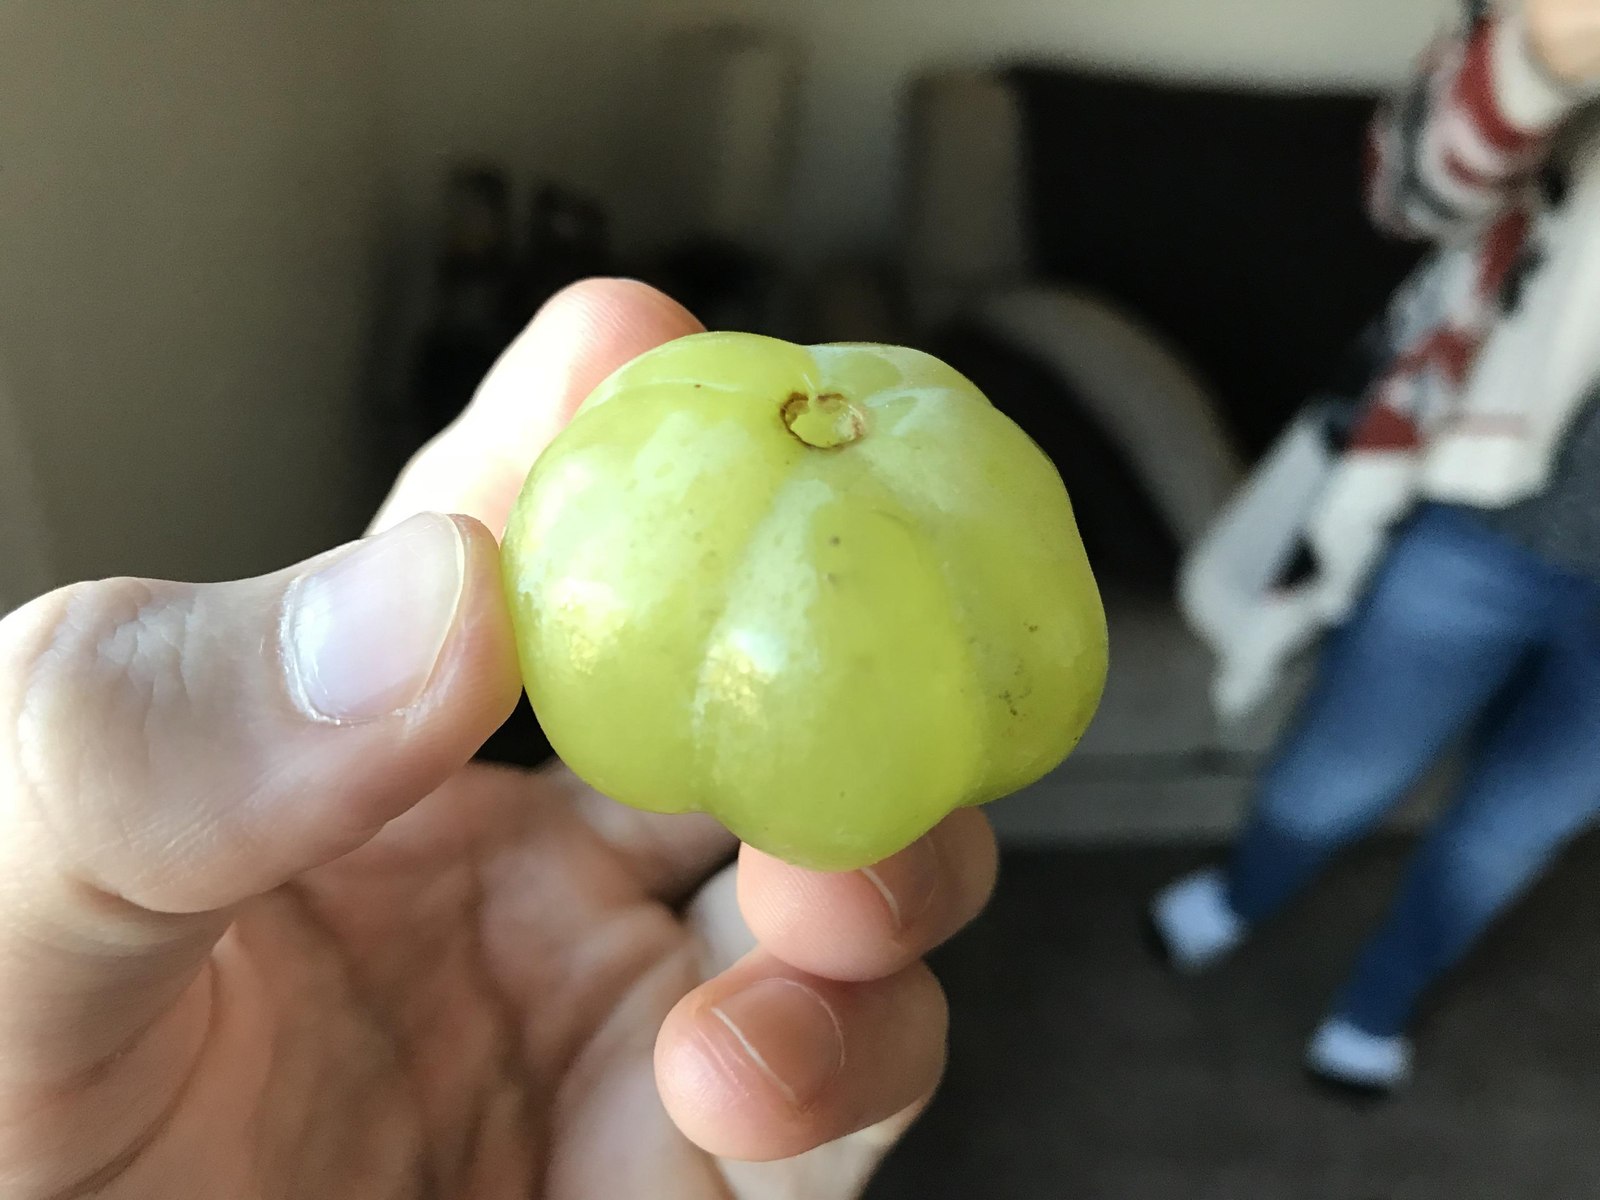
[371,278,704,536]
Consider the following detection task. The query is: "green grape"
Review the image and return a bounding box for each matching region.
[501,332,1107,871]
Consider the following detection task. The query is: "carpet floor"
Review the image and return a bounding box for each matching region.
[865,838,1600,1199]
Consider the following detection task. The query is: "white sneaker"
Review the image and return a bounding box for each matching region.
[1148,867,1246,973]
[1306,1016,1412,1093]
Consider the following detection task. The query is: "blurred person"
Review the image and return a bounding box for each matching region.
[1151,0,1600,1093]
[0,280,997,1197]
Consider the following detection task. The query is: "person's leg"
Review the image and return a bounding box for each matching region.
[1320,583,1600,1073]
[1228,508,1559,921]
[1154,507,1549,970]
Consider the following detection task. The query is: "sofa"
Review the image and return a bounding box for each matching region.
[885,65,1424,840]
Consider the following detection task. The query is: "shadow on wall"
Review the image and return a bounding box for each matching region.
[0,5,384,588]
[0,371,56,612]
[370,21,808,473]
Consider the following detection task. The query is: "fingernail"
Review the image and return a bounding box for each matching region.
[860,835,941,933]
[283,513,466,722]
[708,978,845,1111]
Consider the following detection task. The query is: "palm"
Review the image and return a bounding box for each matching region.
[107,762,894,1199]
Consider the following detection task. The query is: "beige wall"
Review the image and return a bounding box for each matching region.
[0,1,384,587]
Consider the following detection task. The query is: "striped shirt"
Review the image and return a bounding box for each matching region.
[1357,2,1600,583]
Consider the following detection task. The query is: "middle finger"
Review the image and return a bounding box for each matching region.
[736,807,999,982]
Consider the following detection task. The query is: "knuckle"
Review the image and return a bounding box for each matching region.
[1,577,198,865]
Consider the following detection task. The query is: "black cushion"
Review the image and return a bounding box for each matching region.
[1005,65,1423,457]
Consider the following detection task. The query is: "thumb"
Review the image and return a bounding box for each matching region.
[0,512,518,1085]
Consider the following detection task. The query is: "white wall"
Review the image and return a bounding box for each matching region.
[0,2,384,587]
[378,0,1457,267]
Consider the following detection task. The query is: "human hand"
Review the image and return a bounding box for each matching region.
[0,280,998,1198]
[1523,0,1600,86]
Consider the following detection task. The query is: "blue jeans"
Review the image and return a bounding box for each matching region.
[1227,504,1600,1037]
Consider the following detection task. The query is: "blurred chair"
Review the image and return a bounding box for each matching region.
[894,65,1422,837]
